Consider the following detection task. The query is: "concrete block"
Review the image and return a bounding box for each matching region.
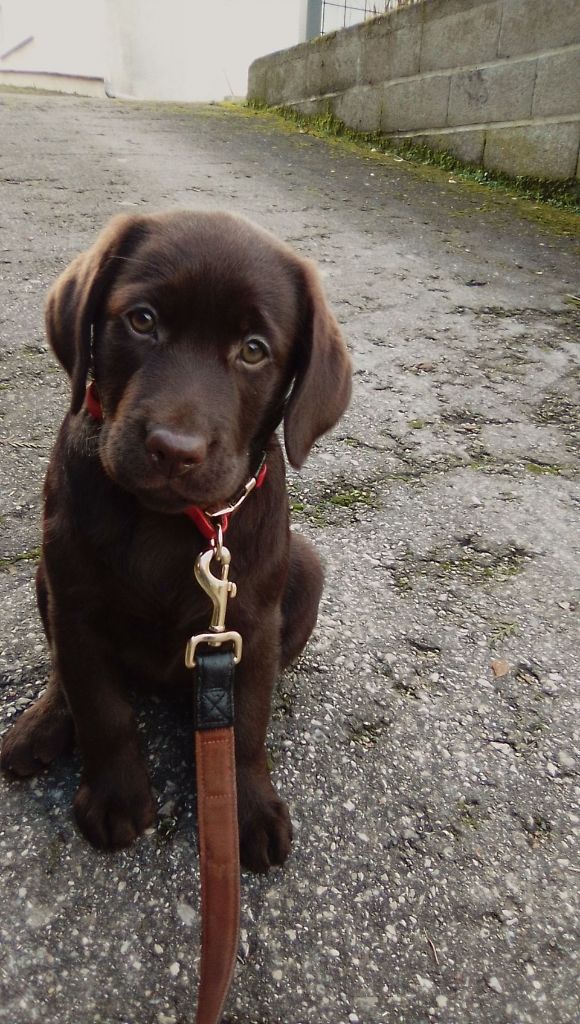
[381,74,451,132]
[372,0,425,36]
[247,58,269,102]
[306,29,361,96]
[421,1,502,73]
[448,60,536,126]
[359,21,421,84]
[248,41,315,106]
[499,0,580,58]
[347,0,425,45]
[533,50,580,118]
[484,122,580,179]
[411,129,486,165]
[332,85,383,133]
[264,54,310,106]
[260,59,288,105]
[292,96,333,117]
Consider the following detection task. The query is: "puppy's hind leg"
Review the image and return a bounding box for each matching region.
[1,677,75,777]
[1,564,75,777]
[280,533,324,669]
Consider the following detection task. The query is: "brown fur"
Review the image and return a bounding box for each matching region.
[1,210,351,872]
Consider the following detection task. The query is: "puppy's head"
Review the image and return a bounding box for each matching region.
[46,211,351,512]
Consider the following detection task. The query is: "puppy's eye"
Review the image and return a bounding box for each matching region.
[239,336,270,365]
[127,307,157,335]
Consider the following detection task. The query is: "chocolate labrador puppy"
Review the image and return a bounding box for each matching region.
[1,210,351,873]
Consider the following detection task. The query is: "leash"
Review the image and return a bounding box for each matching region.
[85,382,263,1022]
[185,522,242,1024]
[193,649,239,1023]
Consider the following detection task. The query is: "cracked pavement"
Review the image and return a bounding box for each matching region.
[0,92,579,1024]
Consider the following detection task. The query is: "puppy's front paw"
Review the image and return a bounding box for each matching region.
[74,768,156,850]
[238,774,293,873]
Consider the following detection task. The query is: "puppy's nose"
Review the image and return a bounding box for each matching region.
[146,428,208,476]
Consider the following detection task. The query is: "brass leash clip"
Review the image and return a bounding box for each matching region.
[185,531,243,669]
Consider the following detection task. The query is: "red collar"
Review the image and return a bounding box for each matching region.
[85,381,103,421]
[84,383,267,541]
[182,461,267,542]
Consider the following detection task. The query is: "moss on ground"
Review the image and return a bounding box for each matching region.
[347,718,390,746]
[490,620,519,641]
[389,540,529,592]
[524,461,563,476]
[0,547,41,572]
[237,102,580,237]
[290,479,380,526]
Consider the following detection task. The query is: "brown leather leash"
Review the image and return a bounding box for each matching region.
[184,513,253,1022]
[192,649,240,1024]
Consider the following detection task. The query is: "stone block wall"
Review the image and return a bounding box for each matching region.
[248,0,580,180]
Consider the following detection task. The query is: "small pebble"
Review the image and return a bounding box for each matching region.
[176,901,196,926]
[556,751,575,770]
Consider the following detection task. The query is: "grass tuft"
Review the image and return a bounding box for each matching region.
[244,101,580,219]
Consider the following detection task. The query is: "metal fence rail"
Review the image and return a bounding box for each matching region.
[319,0,417,35]
[323,0,413,33]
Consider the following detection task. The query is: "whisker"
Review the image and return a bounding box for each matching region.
[108,254,170,277]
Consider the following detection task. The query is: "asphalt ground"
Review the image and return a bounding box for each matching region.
[0,92,579,1024]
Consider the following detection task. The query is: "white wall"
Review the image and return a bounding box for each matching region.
[105,0,304,102]
[0,0,304,100]
[0,0,105,77]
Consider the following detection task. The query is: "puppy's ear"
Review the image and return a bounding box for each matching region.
[45,214,147,413]
[284,259,352,469]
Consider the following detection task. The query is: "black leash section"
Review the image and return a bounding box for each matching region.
[194,647,240,1024]
[195,649,236,732]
